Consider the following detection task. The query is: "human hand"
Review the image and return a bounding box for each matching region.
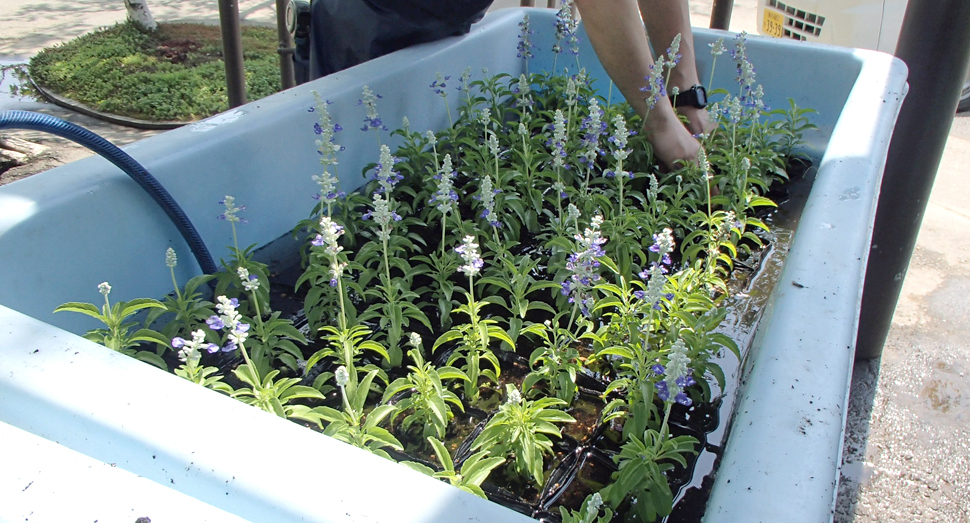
[678,105,716,138]
[644,111,702,171]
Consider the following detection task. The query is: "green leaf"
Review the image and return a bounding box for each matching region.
[747,195,778,208]
[598,255,620,275]
[133,350,167,369]
[597,345,635,360]
[280,385,327,402]
[130,328,170,347]
[486,325,515,350]
[53,302,103,319]
[460,453,504,488]
[232,363,261,388]
[365,404,399,429]
[119,298,166,317]
[427,437,455,473]
[432,330,463,352]
[400,460,436,477]
[364,426,403,451]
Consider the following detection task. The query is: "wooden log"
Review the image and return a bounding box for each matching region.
[0,136,48,157]
[0,148,29,166]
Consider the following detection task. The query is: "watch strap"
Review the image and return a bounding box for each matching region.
[670,84,707,108]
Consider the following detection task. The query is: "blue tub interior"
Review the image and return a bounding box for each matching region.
[0,8,906,523]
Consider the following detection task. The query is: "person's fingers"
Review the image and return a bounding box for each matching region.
[679,106,716,137]
[648,122,700,171]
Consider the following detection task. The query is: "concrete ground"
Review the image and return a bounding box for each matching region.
[1,1,968,521]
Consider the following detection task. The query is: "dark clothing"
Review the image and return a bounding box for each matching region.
[309,0,493,79]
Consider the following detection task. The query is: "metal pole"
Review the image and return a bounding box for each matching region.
[276,0,296,90]
[709,0,734,30]
[856,0,970,360]
[218,0,247,108]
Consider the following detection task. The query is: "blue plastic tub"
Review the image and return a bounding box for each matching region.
[0,8,906,522]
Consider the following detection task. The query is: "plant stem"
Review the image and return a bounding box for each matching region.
[237,340,258,380]
[382,233,392,287]
[705,164,712,219]
[707,55,719,98]
[659,402,673,443]
[556,166,564,225]
[231,221,240,255]
[248,287,267,338]
[169,266,182,301]
[616,158,625,218]
[566,304,579,337]
[336,277,348,331]
[444,94,453,128]
[440,215,448,259]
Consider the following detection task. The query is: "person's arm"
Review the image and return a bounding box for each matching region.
[638,0,710,137]
[574,0,708,169]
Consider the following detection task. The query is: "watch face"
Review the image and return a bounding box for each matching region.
[670,85,708,108]
[694,86,707,107]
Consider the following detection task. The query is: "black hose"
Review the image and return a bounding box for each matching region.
[0,110,217,274]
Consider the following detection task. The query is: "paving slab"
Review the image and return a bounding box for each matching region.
[836,117,970,523]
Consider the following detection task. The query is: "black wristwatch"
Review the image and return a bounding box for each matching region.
[670,84,707,109]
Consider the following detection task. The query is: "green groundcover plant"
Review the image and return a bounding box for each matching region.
[60,7,816,521]
[27,21,281,121]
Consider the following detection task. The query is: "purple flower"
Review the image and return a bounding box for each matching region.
[676,374,696,388]
[553,1,580,56]
[653,340,693,405]
[550,110,569,170]
[455,236,484,277]
[213,295,248,347]
[655,380,670,401]
[358,86,387,132]
[517,14,534,59]
[562,215,607,317]
[204,343,221,354]
[675,392,692,406]
[476,175,502,229]
[430,74,450,96]
[373,145,403,194]
[428,151,458,216]
[368,192,400,242]
[579,99,606,164]
[218,196,247,223]
[649,228,675,266]
[456,67,472,95]
[206,315,225,331]
[652,363,665,375]
[609,115,632,163]
[173,330,213,364]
